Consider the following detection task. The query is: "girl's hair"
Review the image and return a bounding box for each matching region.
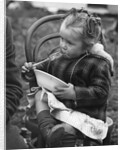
[61,8,106,48]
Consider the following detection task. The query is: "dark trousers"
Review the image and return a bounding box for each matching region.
[6,123,28,149]
[37,110,77,147]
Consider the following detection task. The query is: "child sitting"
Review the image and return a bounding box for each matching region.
[22,8,113,147]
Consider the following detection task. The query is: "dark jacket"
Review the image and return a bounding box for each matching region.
[36,51,112,122]
[6,17,23,123]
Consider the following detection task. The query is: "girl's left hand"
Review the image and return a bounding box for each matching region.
[53,83,76,101]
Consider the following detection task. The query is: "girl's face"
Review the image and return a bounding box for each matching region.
[60,27,84,59]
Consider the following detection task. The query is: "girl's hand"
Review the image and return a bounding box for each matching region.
[22,62,35,73]
[53,83,76,101]
[21,62,36,81]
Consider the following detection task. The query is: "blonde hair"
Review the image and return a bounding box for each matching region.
[61,8,106,48]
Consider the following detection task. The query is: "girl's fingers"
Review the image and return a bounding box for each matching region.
[54,86,68,91]
[24,62,29,67]
[22,65,29,72]
[33,66,36,70]
[22,62,34,73]
[53,90,65,96]
[24,62,33,69]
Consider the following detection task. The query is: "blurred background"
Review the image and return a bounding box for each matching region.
[6,0,118,145]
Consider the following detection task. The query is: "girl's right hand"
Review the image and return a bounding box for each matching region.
[22,62,35,73]
[21,62,36,82]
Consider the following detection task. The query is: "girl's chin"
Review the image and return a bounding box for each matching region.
[61,51,68,57]
[60,50,76,59]
[62,53,69,58]
[62,54,74,59]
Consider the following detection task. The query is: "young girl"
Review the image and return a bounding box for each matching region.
[22,8,113,147]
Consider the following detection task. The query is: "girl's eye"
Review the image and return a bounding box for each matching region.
[60,37,73,45]
[67,41,72,45]
[61,37,64,43]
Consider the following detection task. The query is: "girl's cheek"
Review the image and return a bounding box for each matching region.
[67,44,72,49]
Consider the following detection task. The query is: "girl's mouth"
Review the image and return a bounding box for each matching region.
[60,48,66,54]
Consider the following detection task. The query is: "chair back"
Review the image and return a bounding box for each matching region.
[25,14,65,62]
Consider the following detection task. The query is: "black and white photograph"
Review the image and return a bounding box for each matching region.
[3,0,119,149]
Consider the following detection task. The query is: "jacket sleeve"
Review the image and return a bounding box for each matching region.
[74,60,111,107]
[6,17,23,124]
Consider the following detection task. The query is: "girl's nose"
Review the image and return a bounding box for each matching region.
[63,45,67,50]
[61,41,67,50]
